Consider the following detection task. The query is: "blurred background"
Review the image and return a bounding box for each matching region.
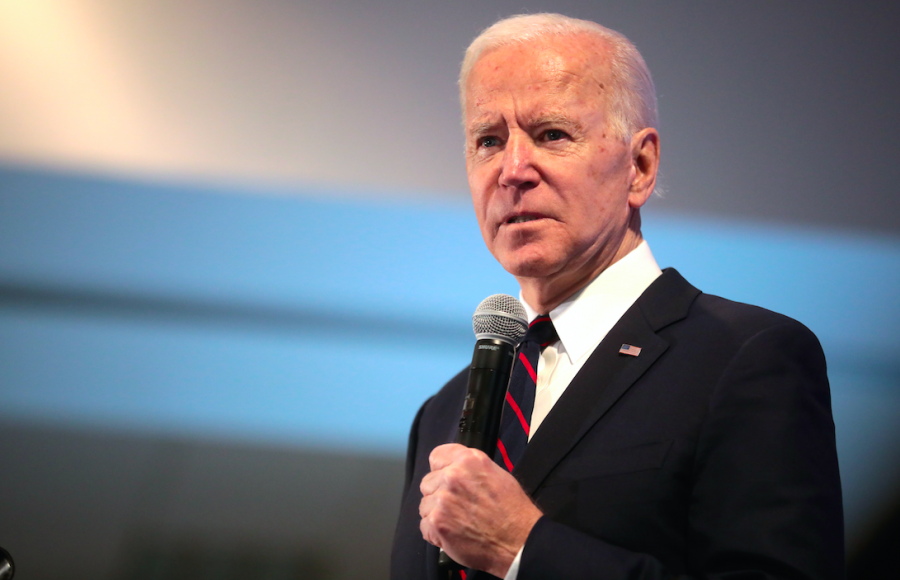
[1,1,898,578]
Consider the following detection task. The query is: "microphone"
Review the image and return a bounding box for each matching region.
[457,294,528,452]
[438,294,527,575]
[0,546,14,580]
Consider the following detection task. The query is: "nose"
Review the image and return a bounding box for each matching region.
[498,132,539,191]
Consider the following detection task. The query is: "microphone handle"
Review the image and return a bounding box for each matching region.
[438,338,517,574]
[0,546,14,580]
[457,338,516,453]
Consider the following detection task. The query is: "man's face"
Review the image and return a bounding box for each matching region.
[465,36,643,291]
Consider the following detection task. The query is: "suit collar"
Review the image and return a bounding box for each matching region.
[635,268,700,332]
[513,268,700,495]
[521,241,663,366]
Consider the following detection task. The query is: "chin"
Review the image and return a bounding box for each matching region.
[492,233,568,277]
[499,251,562,280]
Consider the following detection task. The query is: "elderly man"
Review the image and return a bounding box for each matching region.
[391,13,843,580]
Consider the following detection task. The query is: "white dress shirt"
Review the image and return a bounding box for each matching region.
[504,241,662,580]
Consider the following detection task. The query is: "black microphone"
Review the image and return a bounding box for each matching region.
[438,294,527,575]
[0,546,14,580]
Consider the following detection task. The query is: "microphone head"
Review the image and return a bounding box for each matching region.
[472,294,528,344]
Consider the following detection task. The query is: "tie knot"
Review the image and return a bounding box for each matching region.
[524,315,558,350]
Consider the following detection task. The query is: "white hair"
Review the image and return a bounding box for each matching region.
[459,13,658,139]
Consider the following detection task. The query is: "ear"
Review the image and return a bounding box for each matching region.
[627,127,660,209]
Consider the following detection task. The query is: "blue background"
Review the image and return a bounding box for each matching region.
[2,165,898,541]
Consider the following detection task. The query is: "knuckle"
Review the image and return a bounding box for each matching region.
[457,448,490,473]
[429,509,451,536]
[474,449,493,468]
[433,488,450,508]
[456,448,478,468]
[442,464,466,490]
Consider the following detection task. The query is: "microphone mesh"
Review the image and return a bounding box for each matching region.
[472,294,528,343]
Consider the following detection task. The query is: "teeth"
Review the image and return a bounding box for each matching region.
[509,216,538,224]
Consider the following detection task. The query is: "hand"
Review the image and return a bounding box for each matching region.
[419,443,543,577]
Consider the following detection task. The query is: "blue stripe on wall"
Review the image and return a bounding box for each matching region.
[1,164,899,533]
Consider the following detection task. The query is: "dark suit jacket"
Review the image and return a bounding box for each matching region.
[391,269,844,580]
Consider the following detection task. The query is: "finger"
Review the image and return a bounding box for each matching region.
[419,512,441,547]
[418,489,438,519]
[428,443,468,471]
[419,468,444,497]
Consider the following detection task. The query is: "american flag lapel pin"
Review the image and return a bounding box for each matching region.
[619,344,642,357]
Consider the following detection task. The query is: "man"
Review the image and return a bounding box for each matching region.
[391,13,843,580]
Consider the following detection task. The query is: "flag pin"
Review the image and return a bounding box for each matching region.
[619,344,642,356]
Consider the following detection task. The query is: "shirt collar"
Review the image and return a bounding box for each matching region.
[520,241,662,365]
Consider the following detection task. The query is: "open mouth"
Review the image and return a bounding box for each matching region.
[507,215,542,224]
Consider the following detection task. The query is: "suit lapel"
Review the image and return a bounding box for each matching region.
[513,268,700,495]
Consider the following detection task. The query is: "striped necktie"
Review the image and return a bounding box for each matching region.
[495,314,558,472]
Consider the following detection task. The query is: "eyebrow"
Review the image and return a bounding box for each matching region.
[466,113,585,137]
[529,113,585,133]
[466,120,497,136]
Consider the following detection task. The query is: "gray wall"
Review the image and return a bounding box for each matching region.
[0,421,404,580]
[1,1,898,233]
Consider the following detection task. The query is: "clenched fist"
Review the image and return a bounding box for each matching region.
[419,443,543,577]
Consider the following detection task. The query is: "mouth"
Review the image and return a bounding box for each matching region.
[504,213,545,225]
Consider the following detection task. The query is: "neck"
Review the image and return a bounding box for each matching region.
[519,228,644,315]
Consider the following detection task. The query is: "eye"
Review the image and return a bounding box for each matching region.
[543,129,568,141]
[478,136,500,148]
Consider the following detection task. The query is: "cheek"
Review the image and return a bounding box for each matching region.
[469,192,494,245]
[568,197,613,242]
[468,171,495,223]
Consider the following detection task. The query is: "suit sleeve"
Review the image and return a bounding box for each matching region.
[519,321,844,580]
[391,397,433,580]
[400,397,430,501]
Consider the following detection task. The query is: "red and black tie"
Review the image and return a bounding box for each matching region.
[495,314,558,472]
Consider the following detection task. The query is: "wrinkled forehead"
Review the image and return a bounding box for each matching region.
[463,35,613,124]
